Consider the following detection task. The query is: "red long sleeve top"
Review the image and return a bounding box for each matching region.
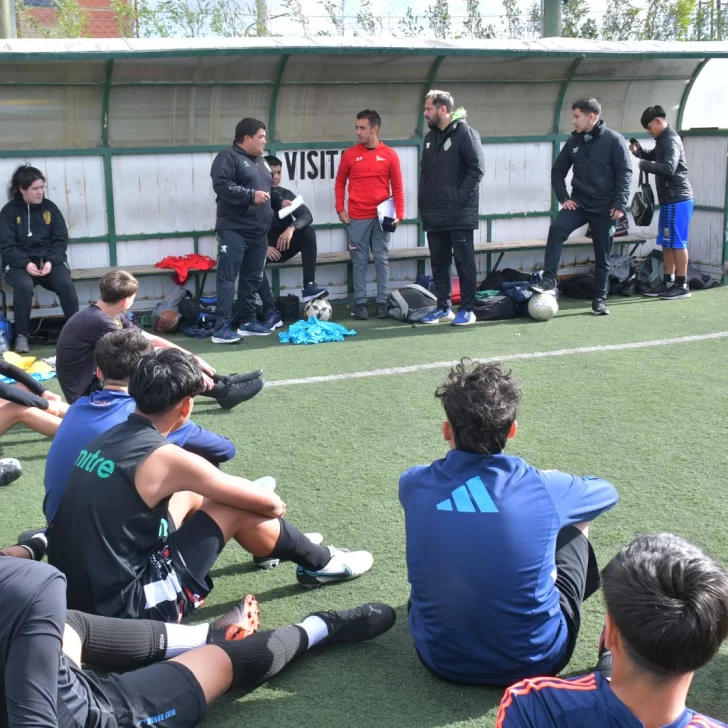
[335,143,405,220]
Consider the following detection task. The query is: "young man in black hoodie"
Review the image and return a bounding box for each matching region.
[257,155,329,330]
[631,106,694,300]
[418,90,485,327]
[210,118,274,344]
[0,165,79,353]
[533,98,632,316]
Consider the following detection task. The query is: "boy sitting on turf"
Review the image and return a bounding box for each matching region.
[43,329,237,525]
[399,360,619,685]
[498,533,728,728]
[47,348,373,622]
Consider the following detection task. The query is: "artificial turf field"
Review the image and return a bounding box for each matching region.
[2,286,728,728]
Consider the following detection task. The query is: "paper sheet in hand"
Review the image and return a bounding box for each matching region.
[279,195,304,219]
[377,197,396,225]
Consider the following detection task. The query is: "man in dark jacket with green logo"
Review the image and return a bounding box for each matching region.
[210,118,274,344]
[418,90,485,327]
[631,105,693,300]
[533,98,632,316]
[0,165,79,353]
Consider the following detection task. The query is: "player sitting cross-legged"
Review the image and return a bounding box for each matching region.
[497,533,728,728]
[47,348,374,623]
[43,328,237,526]
[399,359,619,686]
[0,553,395,728]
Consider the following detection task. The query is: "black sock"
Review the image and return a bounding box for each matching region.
[267,518,331,571]
[676,275,687,287]
[216,625,308,693]
[65,610,166,669]
[663,273,675,283]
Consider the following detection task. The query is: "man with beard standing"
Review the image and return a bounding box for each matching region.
[419,90,484,327]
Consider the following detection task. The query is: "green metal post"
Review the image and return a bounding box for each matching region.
[677,59,709,131]
[101,61,117,268]
[267,54,289,149]
[542,0,562,37]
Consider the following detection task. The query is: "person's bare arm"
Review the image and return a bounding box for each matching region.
[135,445,286,518]
[140,331,215,384]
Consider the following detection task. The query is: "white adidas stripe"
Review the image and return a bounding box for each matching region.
[265,331,728,389]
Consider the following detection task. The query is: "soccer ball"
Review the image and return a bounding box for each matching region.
[303,299,332,322]
[528,293,559,321]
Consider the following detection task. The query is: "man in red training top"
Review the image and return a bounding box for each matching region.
[335,110,405,320]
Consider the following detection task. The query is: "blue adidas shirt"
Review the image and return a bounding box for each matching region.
[498,672,726,728]
[44,389,236,523]
[399,450,618,685]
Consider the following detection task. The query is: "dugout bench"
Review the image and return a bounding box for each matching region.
[68,233,647,303]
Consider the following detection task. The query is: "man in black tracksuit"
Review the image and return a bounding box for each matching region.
[257,155,329,331]
[419,90,485,326]
[534,97,632,316]
[0,165,79,353]
[210,118,273,344]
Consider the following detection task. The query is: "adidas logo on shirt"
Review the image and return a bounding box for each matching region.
[436,476,499,513]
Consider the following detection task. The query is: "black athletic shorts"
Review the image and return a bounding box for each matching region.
[549,524,601,674]
[99,661,207,728]
[142,511,225,623]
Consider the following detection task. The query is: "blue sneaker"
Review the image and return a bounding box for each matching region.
[212,324,242,344]
[301,282,330,302]
[237,321,273,337]
[262,310,283,330]
[420,308,455,324]
[452,309,476,326]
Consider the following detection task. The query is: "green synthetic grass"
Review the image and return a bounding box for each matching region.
[2,288,728,727]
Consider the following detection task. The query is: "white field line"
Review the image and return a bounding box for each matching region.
[265,331,728,388]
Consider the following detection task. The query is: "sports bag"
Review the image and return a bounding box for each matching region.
[179,296,217,329]
[631,170,655,227]
[387,284,437,322]
[473,295,517,321]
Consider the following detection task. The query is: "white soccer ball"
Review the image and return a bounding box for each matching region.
[303,299,332,322]
[528,293,559,322]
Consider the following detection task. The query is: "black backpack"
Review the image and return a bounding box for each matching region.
[473,295,517,321]
[179,297,217,329]
[631,170,655,227]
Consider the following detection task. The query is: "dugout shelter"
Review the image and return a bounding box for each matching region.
[0,37,726,316]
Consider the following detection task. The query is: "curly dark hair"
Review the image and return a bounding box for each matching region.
[435,359,521,455]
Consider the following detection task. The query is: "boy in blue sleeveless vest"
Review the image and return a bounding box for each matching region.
[498,533,728,728]
[399,360,619,685]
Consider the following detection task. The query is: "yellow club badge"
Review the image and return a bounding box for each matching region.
[15,216,20,224]
[444,138,452,151]
[43,210,52,225]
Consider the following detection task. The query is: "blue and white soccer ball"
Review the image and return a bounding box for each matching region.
[528,292,559,322]
[303,299,332,322]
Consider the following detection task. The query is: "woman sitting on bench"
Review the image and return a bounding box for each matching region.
[0,165,80,353]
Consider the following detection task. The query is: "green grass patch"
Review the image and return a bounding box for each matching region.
[2,287,728,727]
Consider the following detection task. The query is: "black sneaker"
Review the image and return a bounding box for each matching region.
[592,299,610,316]
[596,648,613,682]
[0,458,22,487]
[376,303,389,319]
[659,284,691,300]
[221,370,263,386]
[16,528,48,561]
[309,603,396,646]
[354,304,369,320]
[217,377,264,411]
[530,276,557,294]
[643,281,671,297]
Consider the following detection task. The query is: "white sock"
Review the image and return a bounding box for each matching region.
[297,616,329,649]
[164,622,210,658]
